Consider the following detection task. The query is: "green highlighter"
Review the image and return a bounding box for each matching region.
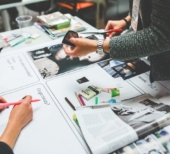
[73,114,79,125]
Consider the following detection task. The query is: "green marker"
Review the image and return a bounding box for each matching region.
[95,97,98,105]
[110,89,120,97]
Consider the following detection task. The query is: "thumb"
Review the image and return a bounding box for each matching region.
[70,38,78,44]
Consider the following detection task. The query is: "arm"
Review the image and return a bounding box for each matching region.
[63,0,170,60]
[109,0,170,61]
[0,96,33,149]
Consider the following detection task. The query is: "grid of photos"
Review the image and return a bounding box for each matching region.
[115,128,170,154]
[98,59,150,80]
[28,43,110,79]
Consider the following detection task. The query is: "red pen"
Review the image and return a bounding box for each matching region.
[0,99,41,108]
[106,28,123,36]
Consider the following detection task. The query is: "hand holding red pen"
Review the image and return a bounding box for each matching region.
[105,20,127,37]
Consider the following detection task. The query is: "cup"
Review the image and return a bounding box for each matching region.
[16,15,32,37]
[16,15,33,44]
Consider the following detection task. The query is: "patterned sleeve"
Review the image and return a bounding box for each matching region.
[109,0,170,61]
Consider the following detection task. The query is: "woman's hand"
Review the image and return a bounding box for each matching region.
[105,19,128,37]
[63,37,97,57]
[8,95,33,130]
[0,95,33,149]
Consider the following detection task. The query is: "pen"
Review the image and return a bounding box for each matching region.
[0,99,41,108]
[34,22,46,32]
[78,94,86,106]
[65,97,76,110]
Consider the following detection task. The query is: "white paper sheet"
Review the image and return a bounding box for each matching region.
[0,84,88,154]
[0,53,39,94]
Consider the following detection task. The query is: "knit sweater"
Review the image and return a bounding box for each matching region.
[109,0,170,82]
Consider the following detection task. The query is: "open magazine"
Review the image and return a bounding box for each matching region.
[74,94,170,154]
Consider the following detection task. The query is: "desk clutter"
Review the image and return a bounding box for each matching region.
[35,12,86,39]
[0,32,40,48]
[1,13,170,154]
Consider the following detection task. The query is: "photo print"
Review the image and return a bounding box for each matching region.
[28,44,110,79]
[98,58,150,80]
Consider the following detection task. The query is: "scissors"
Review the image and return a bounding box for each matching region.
[80,28,123,37]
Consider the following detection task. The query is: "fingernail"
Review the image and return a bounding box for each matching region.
[22,96,26,99]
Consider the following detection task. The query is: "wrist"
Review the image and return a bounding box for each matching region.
[103,40,110,53]
[122,16,131,29]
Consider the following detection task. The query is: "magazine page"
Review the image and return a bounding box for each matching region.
[110,94,170,139]
[75,107,138,154]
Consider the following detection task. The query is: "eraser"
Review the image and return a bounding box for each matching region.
[79,85,102,100]
[31,33,40,39]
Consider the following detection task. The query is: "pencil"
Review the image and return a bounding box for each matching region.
[75,92,83,106]
[0,99,41,108]
[0,48,3,53]
[65,97,76,110]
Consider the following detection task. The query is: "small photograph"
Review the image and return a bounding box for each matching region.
[62,30,79,47]
[140,99,170,114]
[28,44,110,79]
[115,143,140,154]
[134,135,164,154]
[98,59,121,78]
[98,59,150,80]
[154,129,170,153]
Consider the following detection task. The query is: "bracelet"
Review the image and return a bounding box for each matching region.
[122,18,130,29]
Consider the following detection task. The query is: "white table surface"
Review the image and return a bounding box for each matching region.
[0,16,98,54]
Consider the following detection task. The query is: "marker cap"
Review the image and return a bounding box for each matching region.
[110,89,120,97]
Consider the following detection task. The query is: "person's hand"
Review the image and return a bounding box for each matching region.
[63,37,97,57]
[8,95,33,130]
[0,95,33,149]
[105,20,127,37]
[0,96,7,111]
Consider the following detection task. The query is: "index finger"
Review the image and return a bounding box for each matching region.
[20,95,32,105]
[105,23,112,31]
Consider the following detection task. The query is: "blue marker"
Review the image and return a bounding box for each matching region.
[102,99,116,104]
